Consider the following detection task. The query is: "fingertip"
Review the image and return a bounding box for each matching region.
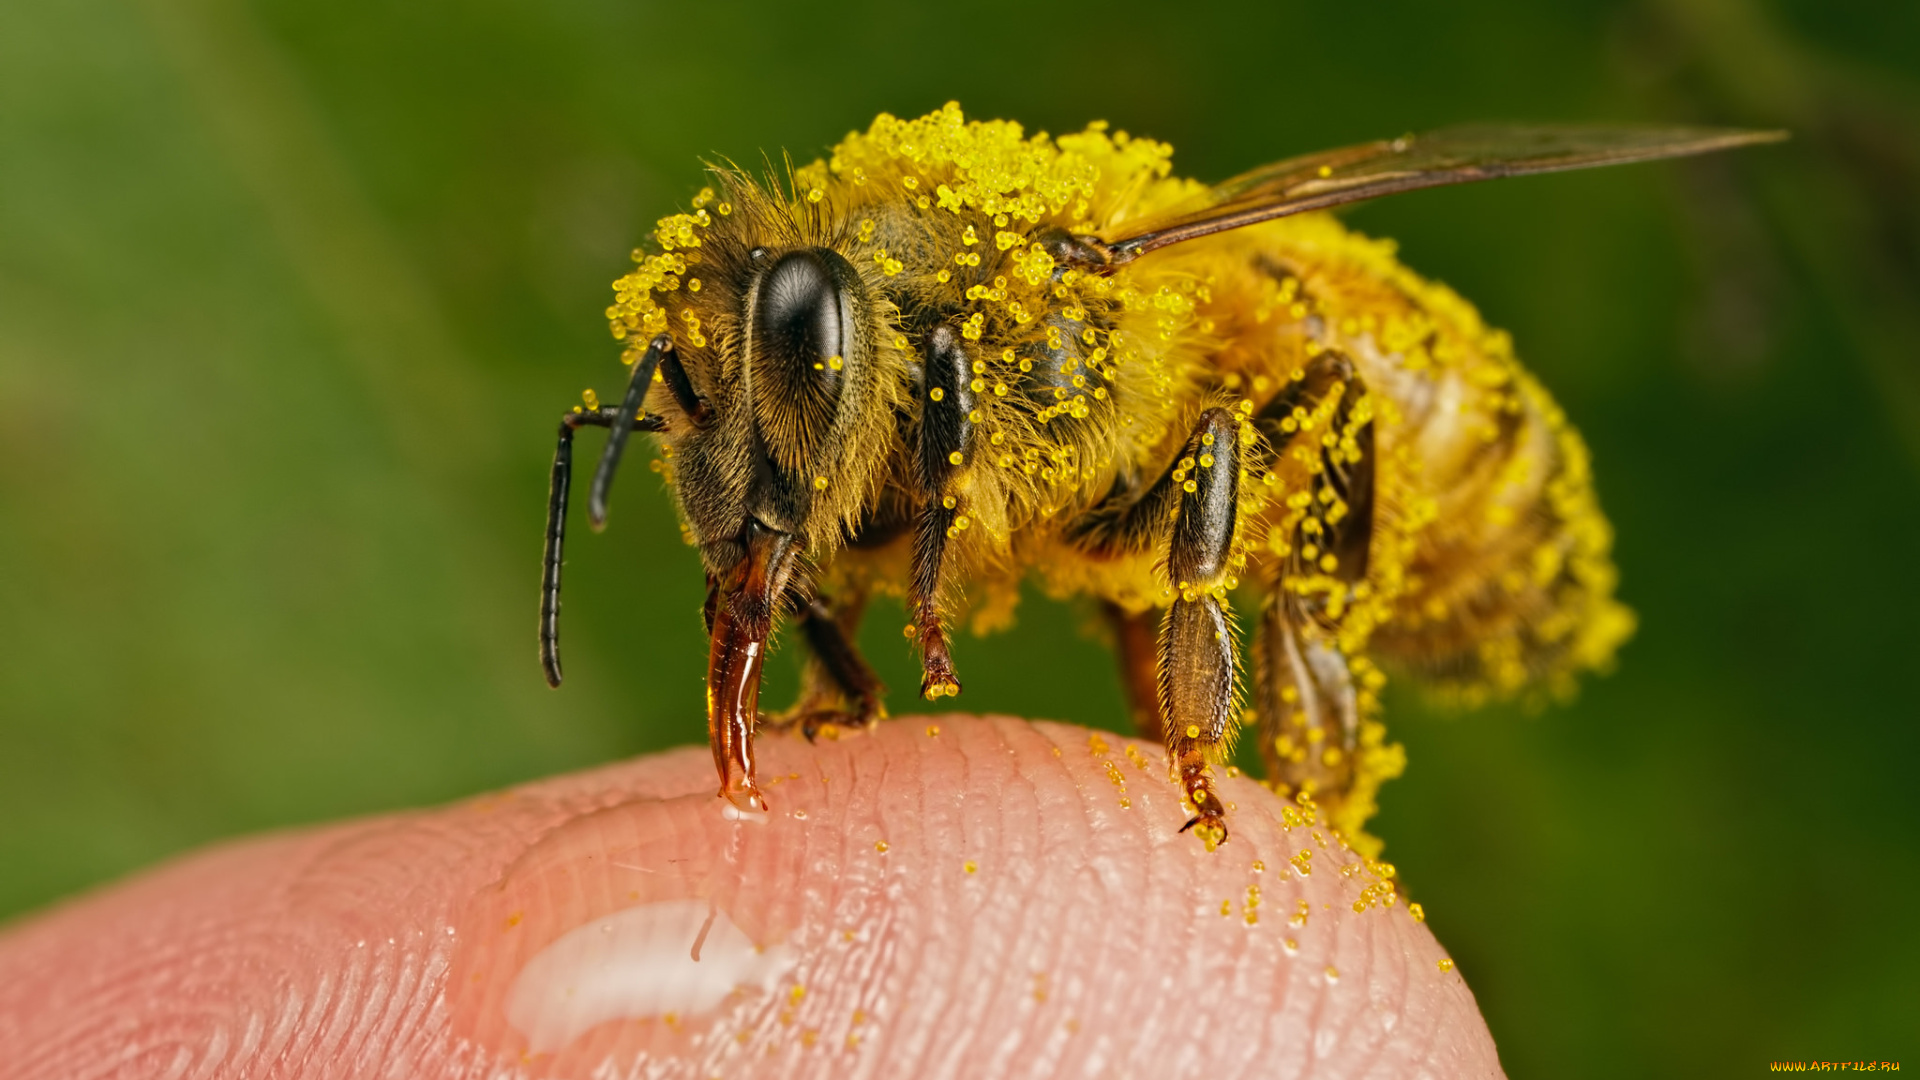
[0,717,1503,1079]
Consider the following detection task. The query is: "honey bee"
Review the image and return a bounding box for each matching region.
[539,104,1779,850]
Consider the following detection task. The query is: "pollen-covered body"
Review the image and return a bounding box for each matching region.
[563,105,1695,848]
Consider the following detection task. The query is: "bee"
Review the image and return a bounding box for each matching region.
[539,104,1779,850]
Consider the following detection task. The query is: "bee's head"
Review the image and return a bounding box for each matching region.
[646,194,905,616]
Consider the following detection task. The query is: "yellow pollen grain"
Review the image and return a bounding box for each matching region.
[1438,958,1455,972]
[813,476,829,490]
[964,860,978,874]
[926,724,941,737]
[875,840,889,853]
[1409,903,1426,922]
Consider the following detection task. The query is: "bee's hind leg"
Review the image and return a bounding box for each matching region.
[766,588,888,740]
[1248,347,1401,844]
[1159,407,1247,850]
[1253,600,1359,807]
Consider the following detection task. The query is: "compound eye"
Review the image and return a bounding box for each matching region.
[753,249,852,392]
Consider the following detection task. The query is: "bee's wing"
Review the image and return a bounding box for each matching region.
[1096,124,1785,264]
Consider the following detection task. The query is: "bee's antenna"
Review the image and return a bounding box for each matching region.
[541,411,584,687]
[588,334,671,531]
[542,400,668,687]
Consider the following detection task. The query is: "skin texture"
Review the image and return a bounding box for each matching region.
[0,716,1503,1079]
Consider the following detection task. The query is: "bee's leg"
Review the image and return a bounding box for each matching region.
[908,324,976,700]
[1102,601,1165,741]
[1253,600,1358,803]
[1250,348,1395,836]
[539,403,666,688]
[768,588,888,738]
[1252,349,1375,581]
[1160,407,1245,849]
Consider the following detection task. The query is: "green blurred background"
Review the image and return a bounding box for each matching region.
[3,0,1916,1073]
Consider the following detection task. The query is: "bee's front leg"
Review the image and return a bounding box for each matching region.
[907,324,975,700]
[1160,407,1246,850]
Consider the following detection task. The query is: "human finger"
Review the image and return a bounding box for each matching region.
[0,714,1502,1079]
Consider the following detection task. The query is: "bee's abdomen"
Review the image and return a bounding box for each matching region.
[1194,215,1635,702]
[1366,367,1634,701]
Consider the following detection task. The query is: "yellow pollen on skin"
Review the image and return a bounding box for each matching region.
[964,860,978,874]
[875,840,888,853]
[1438,958,1455,972]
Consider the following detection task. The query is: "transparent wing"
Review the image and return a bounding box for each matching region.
[1098,124,1786,263]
